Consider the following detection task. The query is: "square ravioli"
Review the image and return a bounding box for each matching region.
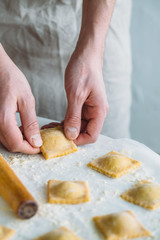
[87,151,141,178]
[48,180,90,204]
[93,210,150,240]
[33,226,83,240]
[40,126,78,159]
[121,180,160,210]
[0,225,15,240]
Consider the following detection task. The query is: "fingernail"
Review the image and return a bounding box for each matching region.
[66,127,78,140]
[31,134,43,147]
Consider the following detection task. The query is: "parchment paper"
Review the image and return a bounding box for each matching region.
[0,116,160,240]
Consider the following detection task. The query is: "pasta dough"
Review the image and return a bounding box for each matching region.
[93,210,150,240]
[87,151,141,178]
[121,180,160,210]
[40,126,78,159]
[48,180,90,204]
[33,226,83,240]
[0,225,15,240]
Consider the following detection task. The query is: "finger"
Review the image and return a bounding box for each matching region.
[74,100,108,145]
[64,98,83,140]
[18,97,42,148]
[74,116,104,145]
[80,119,88,133]
[41,122,61,130]
[0,112,40,154]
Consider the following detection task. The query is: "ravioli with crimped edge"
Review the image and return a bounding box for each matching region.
[33,226,83,240]
[87,151,141,178]
[40,126,78,159]
[0,225,15,240]
[121,180,160,210]
[47,180,90,204]
[93,210,150,240]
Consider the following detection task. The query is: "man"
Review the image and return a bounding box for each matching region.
[0,0,131,153]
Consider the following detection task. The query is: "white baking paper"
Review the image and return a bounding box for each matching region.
[0,117,160,239]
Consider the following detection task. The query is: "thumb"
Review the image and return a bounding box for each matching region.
[64,99,82,140]
[19,98,42,148]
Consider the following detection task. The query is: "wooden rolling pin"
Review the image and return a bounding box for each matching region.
[0,154,38,219]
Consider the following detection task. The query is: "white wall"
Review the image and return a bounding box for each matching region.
[130,0,160,153]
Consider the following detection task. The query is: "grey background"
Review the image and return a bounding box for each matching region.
[130,0,160,153]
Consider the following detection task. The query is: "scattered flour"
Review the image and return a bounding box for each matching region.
[0,136,160,240]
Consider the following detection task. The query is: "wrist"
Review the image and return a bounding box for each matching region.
[73,32,105,69]
[76,29,105,58]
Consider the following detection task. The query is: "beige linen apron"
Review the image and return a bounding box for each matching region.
[0,0,132,138]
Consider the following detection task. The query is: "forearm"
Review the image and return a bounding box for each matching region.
[0,43,7,66]
[0,43,8,61]
[76,0,116,61]
[0,43,14,75]
[0,43,3,52]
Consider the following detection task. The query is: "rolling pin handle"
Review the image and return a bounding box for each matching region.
[17,200,38,219]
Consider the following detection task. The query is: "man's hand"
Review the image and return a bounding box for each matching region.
[64,50,109,145]
[0,44,42,154]
[41,0,115,145]
[63,0,115,144]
